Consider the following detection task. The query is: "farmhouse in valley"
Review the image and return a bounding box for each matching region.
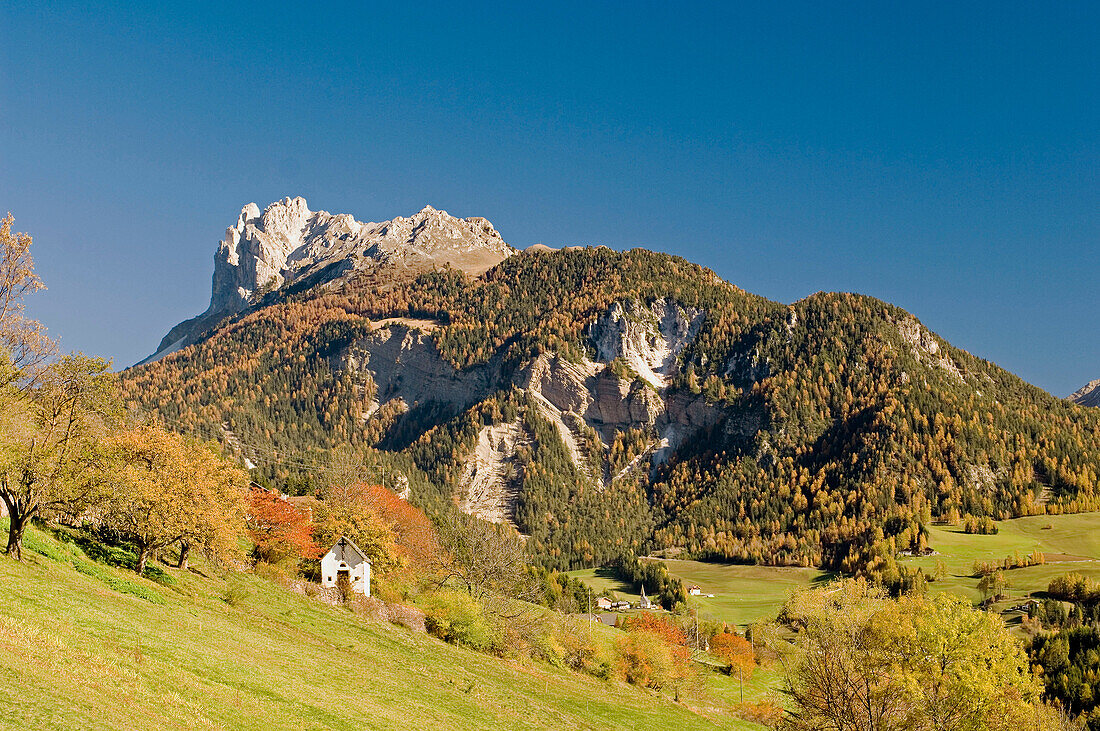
[321,536,371,596]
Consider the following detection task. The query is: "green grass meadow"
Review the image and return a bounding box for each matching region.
[0,521,766,731]
[906,512,1100,607]
[572,512,1100,629]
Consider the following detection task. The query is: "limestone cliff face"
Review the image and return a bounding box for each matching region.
[339,323,504,418]
[309,295,731,522]
[507,298,729,488]
[143,198,515,363]
[1070,379,1100,407]
[589,298,704,389]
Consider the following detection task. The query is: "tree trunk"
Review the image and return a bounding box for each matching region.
[177,541,190,571]
[3,497,30,561]
[136,544,151,576]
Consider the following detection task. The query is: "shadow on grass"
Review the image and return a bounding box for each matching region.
[809,572,838,585]
[44,525,176,587]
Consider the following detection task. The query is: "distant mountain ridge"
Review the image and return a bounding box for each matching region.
[1069,379,1100,407]
[142,198,514,364]
[123,199,1100,580]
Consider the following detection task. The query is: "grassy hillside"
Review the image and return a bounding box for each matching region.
[0,521,769,731]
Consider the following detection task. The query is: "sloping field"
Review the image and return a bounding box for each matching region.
[0,522,763,731]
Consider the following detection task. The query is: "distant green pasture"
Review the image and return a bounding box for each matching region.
[570,512,1100,628]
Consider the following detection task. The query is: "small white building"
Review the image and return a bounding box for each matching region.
[688,585,702,596]
[321,536,371,597]
[596,596,613,611]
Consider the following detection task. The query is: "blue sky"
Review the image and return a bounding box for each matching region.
[1,1,1096,394]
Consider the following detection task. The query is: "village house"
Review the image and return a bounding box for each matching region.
[320,536,371,596]
[687,585,702,596]
[596,596,613,611]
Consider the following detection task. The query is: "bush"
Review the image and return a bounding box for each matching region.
[421,590,500,652]
[737,701,784,725]
[388,603,427,633]
[221,582,251,607]
[253,560,294,586]
[551,621,613,679]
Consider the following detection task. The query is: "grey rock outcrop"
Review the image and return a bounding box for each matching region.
[339,323,504,420]
[589,298,704,389]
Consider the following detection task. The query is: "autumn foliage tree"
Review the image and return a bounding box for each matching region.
[103,425,249,574]
[615,612,694,698]
[779,580,1071,730]
[247,487,318,564]
[0,213,54,383]
[312,482,399,575]
[711,632,755,679]
[1,354,117,559]
[712,631,755,704]
[355,482,439,571]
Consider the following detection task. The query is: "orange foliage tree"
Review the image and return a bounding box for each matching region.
[711,632,755,678]
[247,487,318,564]
[615,612,694,696]
[357,482,439,570]
[619,612,689,647]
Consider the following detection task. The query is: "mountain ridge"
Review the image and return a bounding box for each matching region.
[123,201,1100,582]
[142,198,515,364]
[1069,379,1100,407]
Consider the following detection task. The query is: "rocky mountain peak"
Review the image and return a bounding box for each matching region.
[143,198,515,364]
[1069,379,1100,407]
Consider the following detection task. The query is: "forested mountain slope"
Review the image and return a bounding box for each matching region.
[121,202,1100,578]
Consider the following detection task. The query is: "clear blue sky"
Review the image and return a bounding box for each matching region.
[1,2,1096,395]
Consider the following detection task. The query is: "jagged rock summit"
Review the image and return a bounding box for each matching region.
[143,198,515,364]
[1069,379,1100,408]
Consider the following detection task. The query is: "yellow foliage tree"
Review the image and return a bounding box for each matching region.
[103,425,248,575]
[0,354,117,559]
[780,580,1065,730]
[0,213,54,383]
